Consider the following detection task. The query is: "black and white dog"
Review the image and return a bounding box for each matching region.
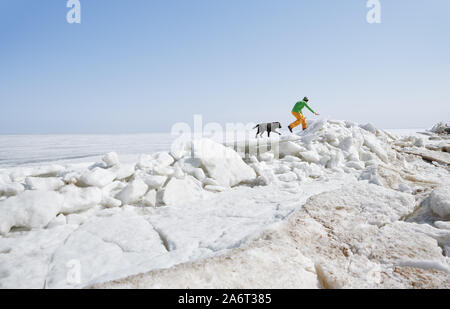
[254,122,282,138]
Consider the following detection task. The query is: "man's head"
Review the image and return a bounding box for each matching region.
[303,96,309,102]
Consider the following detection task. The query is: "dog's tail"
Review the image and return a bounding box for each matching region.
[253,124,259,129]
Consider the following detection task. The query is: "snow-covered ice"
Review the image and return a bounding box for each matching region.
[0,191,64,235]
[60,185,103,214]
[79,168,116,188]
[191,139,257,187]
[427,186,450,219]
[162,176,206,206]
[115,179,148,205]
[0,120,449,288]
[0,134,175,168]
[25,177,65,191]
[102,152,120,168]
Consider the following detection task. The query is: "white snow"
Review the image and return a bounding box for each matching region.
[0,182,25,197]
[204,185,227,193]
[429,122,450,135]
[110,164,135,180]
[360,123,378,134]
[79,167,116,188]
[9,165,65,182]
[153,152,175,167]
[102,195,122,208]
[298,151,321,164]
[142,190,157,207]
[0,120,449,288]
[115,179,148,205]
[0,174,11,183]
[60,185,103,214]
[162,176,205,206]
[191,139,257,187]
[0,191,64,234]
[94,181,448,289]
[0,133,175,168]
[25,177,65,191]
[44,211,168,288]
[152,165,175,177]
[140,174,168,189]
[102,152,120,168]
[47,214,67,229]
[279,141,303,156]
[435,221,450,230]
[62,171,81,185]
[137,154,155,169]
[428,186,450,218]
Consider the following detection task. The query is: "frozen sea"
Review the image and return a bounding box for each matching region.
[0,134,176,168]
[0,128,425,168]
[0,122,449,288]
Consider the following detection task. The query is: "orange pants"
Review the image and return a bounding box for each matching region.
[289,112,307,130]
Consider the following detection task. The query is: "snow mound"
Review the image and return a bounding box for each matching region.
[191,139,257,187]
[0,191,64,234]
[430,122,450,135]
[142,190,157,207]
[60,185,102,214]
[115,179,148,205]
[139,174,167,189]
[162,176,205,206]
[10,165,65,182]
[110,164,135,181]
[0,182,24,197]
[428,186,450,218]
[79,168,116,188]
[102,152,120,167]
[25,177,65,191]
[153,152,175,167]
[360,123,378,134]
[305,183,415,227]
[238,119,398,179]
[0,174,11,184]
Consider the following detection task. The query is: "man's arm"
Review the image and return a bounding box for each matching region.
[305,103,318,115]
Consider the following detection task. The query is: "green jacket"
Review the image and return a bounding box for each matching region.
[292,100,315,114]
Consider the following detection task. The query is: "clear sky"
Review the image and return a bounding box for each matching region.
[0,0,449,134]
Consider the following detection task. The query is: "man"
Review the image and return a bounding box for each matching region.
[288,97,319,132]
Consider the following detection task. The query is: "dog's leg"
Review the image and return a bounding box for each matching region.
[267,123,272,138]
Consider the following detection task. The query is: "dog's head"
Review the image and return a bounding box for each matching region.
[274,122,282,129]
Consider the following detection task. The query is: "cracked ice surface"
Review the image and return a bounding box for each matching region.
[0,176,351,288]
[96,183,450,289]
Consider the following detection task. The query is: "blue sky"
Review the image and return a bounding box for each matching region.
[0,0,449,134]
